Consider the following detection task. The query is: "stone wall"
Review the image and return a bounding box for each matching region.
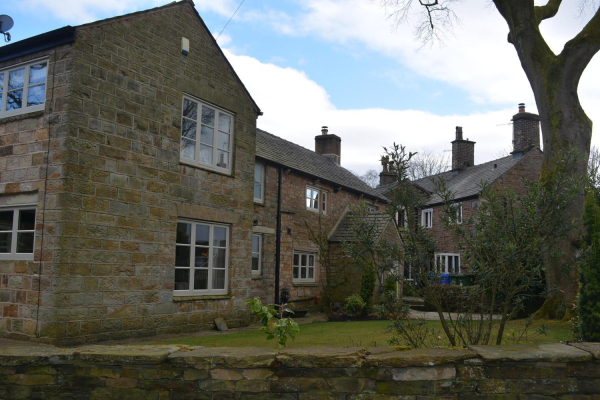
[1,342,600,398]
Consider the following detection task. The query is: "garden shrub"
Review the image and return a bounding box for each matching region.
[360,267,376,310]
[383,275,398,297]
[579,192,600,341]
[344,295,366,317]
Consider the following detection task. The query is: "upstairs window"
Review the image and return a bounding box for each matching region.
[180,96,234,173]
[0,60,48,117]
[306,186,327,215]
[421,208,433,228]
[254,164,264,203]
[252,234,261,275]
[456,204,463,224]
[0,207,36,260]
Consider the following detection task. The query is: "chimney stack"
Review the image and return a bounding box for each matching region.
[451,126,475,171]
[512,103,540,155]
[379,156,396,187]
[315,125,341,164]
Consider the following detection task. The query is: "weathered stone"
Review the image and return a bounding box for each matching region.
[271,377,329,392]
[375,380,431,395]
[392,366,456,381]
[326,377,375,393]
[242,368,274,380]
[277,347,366,368]
[235,379,271,392]
[210,368,243,380]
[168,347,277,369]
[469,344,592,363]
[569,343,600,360]
[365,348,477,368]
[75,345,181,364]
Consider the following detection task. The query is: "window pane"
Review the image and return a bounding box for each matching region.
[180,139,195,160]
[308,255,315,266]
[175,246,190,267]
[8,68,24,90]
[0,73,3,91]
[293,267,299,278]
[306,188,312,198]
[0,211,14,231]
[294,253,299,266]
[301,254,307,266]
[254,164,262,182]
[29,63,47,86]
[213,248,226,269]
[181,119,196,140]
[216,151,229,168]
[199,145,212,164]
[19,210,36,231]
[213,227,227,247]
[183,98,198,120]
[301,267,306,279]
[218,113,231,133]
[448,257,453,273]
[200,126,213,145]
[252,256,259,272]
[176,223,191,244]
[252,235,260,253]
[212,269,225,289]
[194,247,209,268]
[254,182,262,200]
[174,269,190,290]
[0,233,11,253]
[16,232,34,253]
[201,106,215,126]
[7,89,23,110]
[308,267,314,279]
[27,84,45,107]
[194,268,208,290]
[195,225,209,246]
[217,132,230,151]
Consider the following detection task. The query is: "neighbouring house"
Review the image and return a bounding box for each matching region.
[251,127,396,309]
[0,0,262,344]
[0,0,400,345]
[377,104,543,280]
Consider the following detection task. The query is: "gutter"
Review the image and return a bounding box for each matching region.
[0,26,76,64]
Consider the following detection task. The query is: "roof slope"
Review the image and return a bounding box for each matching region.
[329,211,393,242]
[376,150,540,206]
[256,129,387,201]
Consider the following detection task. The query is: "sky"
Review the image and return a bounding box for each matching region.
[1,0,598,176]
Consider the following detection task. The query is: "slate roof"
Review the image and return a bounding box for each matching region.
[375,149,541,206]
[256,129,387,201]
[329,211,393,242]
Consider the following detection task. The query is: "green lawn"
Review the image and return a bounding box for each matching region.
[159,319,573,348]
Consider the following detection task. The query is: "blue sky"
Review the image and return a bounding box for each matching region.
[2,0,598,174]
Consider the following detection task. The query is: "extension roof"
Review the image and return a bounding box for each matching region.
[0,0,261,115]
[375,149,542,206]
[329,211,393,242]
[256,129,387,202]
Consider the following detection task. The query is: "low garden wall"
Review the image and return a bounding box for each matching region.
[1,342,599,398]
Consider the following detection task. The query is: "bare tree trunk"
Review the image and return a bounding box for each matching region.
[493,0,599,317]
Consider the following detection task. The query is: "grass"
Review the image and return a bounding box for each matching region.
[158,318,573,348]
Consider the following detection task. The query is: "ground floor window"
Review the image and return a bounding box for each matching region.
[175,221,229,295]
[252,234,261,275]
[0,206,36,260]
[293,251,316,283]
[435,253,460,274]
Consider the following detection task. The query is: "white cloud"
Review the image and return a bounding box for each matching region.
[225,49,524,175]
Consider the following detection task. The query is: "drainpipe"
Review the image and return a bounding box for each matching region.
[274,166,283,305]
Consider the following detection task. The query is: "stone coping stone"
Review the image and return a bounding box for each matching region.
[168,347,278,369]
[276,347,367,368]
[0,346,76,366]
[364,347,477,368]
[75,345,188,364]
[468,343,592,363]
[569,342,600,359]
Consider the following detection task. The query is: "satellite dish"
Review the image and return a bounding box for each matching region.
[0,15,13,42]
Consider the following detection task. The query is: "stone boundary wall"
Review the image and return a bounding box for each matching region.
[1,342,600,398]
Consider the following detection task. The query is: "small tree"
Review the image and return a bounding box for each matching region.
[578,191,600,341]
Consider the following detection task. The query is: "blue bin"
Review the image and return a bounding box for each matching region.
[440,273,451,285]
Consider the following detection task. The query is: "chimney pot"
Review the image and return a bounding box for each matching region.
[321,126,328,135]
[518,103,525,113]
[456,126,463,141]
[512,103,540,154]
[315,126,341,164]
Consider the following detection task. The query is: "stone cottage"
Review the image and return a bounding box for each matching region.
[251,127,397,309]
[377,104,543,280]
[0,0,263,344]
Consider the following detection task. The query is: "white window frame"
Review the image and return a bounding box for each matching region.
[252,234,261,275]
[174,220,229,296]
[435,253,461,274]
[0,205,37,261]
[306,186,327,215]
[293,250,317,283]
[180,95,234,174]
[254,163,264,203]
[0,58,48,118]
[396,208,408,228]
[456,204,463,224]
[421,208,433,228]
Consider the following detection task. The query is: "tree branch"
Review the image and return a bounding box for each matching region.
[534,0,563,24]
[559,6,600,85]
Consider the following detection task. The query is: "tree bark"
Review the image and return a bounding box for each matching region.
[493,0,600,315]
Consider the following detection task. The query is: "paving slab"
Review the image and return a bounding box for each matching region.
[569,342,600,359]
[468,343,592,363]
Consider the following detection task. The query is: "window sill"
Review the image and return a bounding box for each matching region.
[251,275,262,280]
[0,110,44,124]
[254,200,265,207]
[179,159,233,178]
[173,294,232,302]
[293,282,318,287]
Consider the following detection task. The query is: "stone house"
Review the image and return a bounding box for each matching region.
[0,1,264,344]
[377,105,543,279]
[251,127,396,309]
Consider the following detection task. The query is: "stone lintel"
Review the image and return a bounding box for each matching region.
[170,202,240,225]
